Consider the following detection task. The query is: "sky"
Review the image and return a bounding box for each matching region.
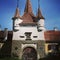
[0,0,60,30]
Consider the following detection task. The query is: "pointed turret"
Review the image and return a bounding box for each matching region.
[37,8,44,19]
[21,0,36,25]
[37,0,44,19]
[12,0,22,31]
[13,8,20,19]
[37,0,45,31]
[12,0,20,19]
[24,0,33,15]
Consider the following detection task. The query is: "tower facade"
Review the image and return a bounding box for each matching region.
[12,6,22,31]
[36,0,45,31]
[12,0,45,59]
[37,8,45,31]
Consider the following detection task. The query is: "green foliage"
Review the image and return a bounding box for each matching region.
[0,57,22,60]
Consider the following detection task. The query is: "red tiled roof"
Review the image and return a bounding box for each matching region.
[36,8,44,19]
[20,0,36,24]
[20,13,36,24]
[12,8,21,19]
[44,31,60,42]
[24,0,33,15]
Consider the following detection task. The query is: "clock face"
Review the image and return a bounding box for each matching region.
[14,19,23,27]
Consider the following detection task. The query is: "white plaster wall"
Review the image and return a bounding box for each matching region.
[13,26,45,40]
[38,19,44,27]
[14,19,23,30]
[40,19,44,26]
[37,19,45,31]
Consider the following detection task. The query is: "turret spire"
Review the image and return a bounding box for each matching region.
[12,0,20,19]
[37,0,44,19]
[24,0,33,14]
[38,0,40,10]
[21,0,36,24]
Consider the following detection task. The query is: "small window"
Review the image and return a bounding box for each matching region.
[48,45,51,50]
[20,36,24,38]
[48,44,56,50]
[33,36,37,38]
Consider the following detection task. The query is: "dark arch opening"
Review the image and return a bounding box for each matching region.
[22,47,37,60]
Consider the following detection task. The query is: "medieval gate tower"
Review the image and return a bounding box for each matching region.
[12,0,45,60]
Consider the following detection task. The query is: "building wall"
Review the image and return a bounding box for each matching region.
[45,43,59,55]
[11,40,45,59]
[13,26,45,40]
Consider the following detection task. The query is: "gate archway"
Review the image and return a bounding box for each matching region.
[22,47,37,60]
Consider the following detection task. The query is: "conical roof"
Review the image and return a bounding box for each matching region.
[21,13,36,24]
[24,0,33,15]
[37,8,44,19]
[21,0,36,24]
[12,7,21,19]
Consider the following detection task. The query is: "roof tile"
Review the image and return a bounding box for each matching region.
[44,31,60,42]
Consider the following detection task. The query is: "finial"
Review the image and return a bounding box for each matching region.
[38,0,40,9]
[17,0,19,8]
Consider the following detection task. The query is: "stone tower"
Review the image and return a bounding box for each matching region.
[12,0,45,60]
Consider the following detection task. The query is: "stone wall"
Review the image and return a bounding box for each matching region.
[11,40,45,59]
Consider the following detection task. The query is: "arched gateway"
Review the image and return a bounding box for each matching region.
[22,47,37,60]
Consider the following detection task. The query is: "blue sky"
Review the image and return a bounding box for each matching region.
[0,0,60,30]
